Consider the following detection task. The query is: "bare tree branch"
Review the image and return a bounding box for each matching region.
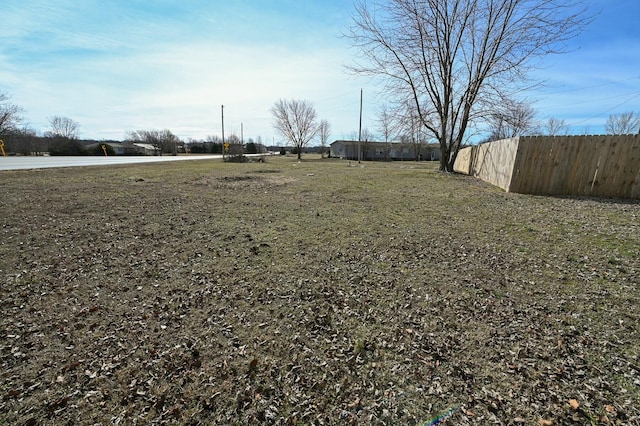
[486,98,536,140]
[46,116,80,140]
[346,0,589,171]
[532,117,570,136]
[0,92,25,135]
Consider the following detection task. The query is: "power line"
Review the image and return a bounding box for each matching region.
[541,74,640,94]
[570,91,640,126]
[540,90,640,109]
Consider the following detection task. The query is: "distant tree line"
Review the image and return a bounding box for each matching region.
[188,142,224,154]
[185,134,267,156]
[3,85,639,159]
[1,91,278,157]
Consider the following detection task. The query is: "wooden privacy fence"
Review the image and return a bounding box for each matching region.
[454,135,640,199]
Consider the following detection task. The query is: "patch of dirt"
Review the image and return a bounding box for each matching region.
[190,173,296,190]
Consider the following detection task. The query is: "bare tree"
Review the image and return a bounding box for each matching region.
[225,134,245,160]
[44,115,87,155]
[159,129,180,155]
[271,99,319,160]
[204,134,223,153]
[126,130,158,154]
[1,126,43,156]
[46,116,80,140]
[45,116,84,155]
[318,119,331,158]
[396,100,427,160]
[606,111,640,134]
[535,117,570,136]
[126,129,180,155]
[360,128,375,160]
[347,0,588,171]
[0,92,25,135]
[7,127,40,155]
[487,99,536,140]
[376,104,396,159]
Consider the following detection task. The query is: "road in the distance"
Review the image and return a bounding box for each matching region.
[0,155,223,171]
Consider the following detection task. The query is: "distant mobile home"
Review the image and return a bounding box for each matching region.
[330,140,440,161]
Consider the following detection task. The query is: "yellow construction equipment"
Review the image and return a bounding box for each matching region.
[0,139,6,157]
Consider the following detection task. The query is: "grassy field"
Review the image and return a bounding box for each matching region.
[1,155,638,425]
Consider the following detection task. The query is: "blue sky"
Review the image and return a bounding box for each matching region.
[1,0,639,143]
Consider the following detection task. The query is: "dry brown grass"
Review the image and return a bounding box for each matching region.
[1,155,638,425]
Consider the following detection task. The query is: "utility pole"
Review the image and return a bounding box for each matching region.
[358,88,363,163]
[221,104,225,159]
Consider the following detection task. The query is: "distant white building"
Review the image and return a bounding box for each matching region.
[330,140,440,161]
[85,142,160,155]
[132,143,158,155]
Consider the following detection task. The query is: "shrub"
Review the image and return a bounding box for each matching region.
[48,138,87,156]
[245,142,258,154]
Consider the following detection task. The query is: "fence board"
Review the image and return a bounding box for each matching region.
[565,136,584,195]
[596,135,621,197]
[629,139,640,198]
[453,146,473,174]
